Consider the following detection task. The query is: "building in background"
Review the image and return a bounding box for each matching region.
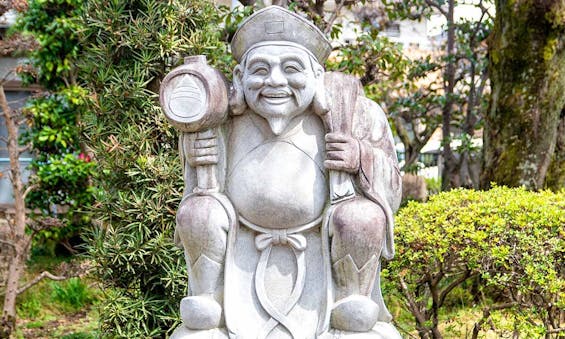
[0,10,40,205]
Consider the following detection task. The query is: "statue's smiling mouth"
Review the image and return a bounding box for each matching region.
[261,89,292,104]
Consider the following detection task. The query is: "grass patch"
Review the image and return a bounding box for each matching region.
[14,254,100,338]
[61,331,98,339]
[51,277,95,313]
[24,321,45,329]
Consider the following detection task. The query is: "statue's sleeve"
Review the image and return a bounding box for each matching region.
[175,126,228,248]
[352,96,402,259]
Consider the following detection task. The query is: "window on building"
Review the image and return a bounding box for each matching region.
[383,22,401,37]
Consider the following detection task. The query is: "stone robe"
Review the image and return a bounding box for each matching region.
[177,94,401,337]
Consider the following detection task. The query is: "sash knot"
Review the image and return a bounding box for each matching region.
[255,230,307,251]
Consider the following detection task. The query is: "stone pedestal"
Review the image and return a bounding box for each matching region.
[171,323,401,339]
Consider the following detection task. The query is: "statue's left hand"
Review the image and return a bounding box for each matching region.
[325,133,360,173]
[187,132,219,167]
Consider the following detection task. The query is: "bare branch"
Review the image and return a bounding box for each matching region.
[16,271,67,295]
[28,216,64,232]
[18,145,31,154]
[0,238,16,250]
[0,69,14,85]
[59,238,79,255]
[22,184,38,200]
[472,302,518,339]
[424,0,447,17]
[323,1,345,34]
[438,270,474,307]
[399,275,428,329]
[477,0,494,21]
[393,322,420,339]
[393,116,411,147]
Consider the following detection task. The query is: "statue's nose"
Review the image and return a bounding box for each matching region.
[265,66,288,87]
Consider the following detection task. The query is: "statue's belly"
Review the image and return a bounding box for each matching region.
[227,141,327,229]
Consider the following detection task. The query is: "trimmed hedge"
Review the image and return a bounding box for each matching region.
[386,186,564,338]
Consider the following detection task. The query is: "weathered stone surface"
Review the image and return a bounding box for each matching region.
[161,6,402,338]
[330,295,380,332]
[180,296,223,330]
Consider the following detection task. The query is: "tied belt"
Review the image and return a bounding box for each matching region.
[239,215,322,339]
[255,230,307,251]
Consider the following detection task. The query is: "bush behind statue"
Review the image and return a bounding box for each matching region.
[388,186,564,338]
[78,0,229,337]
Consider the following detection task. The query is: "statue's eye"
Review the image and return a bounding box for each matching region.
[283,60,304,74]
[251,67,269,76]
[284,64,301,73]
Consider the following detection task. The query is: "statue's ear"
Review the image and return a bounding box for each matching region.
[311,70,329,116]
[229,65,247,116]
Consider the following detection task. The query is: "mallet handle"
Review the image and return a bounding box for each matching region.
[194,129,219,193]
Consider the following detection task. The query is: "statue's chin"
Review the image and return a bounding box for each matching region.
[252,107,307,135]
[267,117,291,135]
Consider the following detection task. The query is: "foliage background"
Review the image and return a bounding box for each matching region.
[17,0,95,254]
[27,0,559,337]
[78,0,229,336]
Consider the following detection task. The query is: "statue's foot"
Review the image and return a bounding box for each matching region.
[180,296,223,330]
[330,295,379,332]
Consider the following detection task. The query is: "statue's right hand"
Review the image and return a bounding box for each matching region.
[187,132,218,167]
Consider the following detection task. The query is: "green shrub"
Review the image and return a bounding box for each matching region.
[50,278,94,312]
[387,186,565,338]
[425,177,441,196]
[17,0,94,254]
[21,87,95,255]
[78,0,229,337]
[16,0,83,88]
[17,297,41,319]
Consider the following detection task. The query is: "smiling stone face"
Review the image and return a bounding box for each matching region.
[240,44,319,134]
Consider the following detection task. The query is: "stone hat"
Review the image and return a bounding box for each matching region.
[231,6,332,64]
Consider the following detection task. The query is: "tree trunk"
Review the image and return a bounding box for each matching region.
[0,85,29,338]
[545,110,565,189]
[481,0,565,190]
[441,0,458,190]
[2,248,25,336]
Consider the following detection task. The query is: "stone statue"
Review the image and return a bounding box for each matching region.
[160,6,402,339]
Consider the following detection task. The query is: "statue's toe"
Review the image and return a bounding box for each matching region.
[180,296,223,330]
[330,295,379,332]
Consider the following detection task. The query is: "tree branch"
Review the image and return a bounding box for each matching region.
[18,145,31,154]
[323,1,345,34]
[438,270,473,307]
[0,238,16,250]
[16,271,67,295]
[22,183,38,200]
[0,69,13,85]
[393,116,412,147]
[477,0,494,21]
[472,302,517,339]
[399,275,428,329]
[424,0,447,17]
